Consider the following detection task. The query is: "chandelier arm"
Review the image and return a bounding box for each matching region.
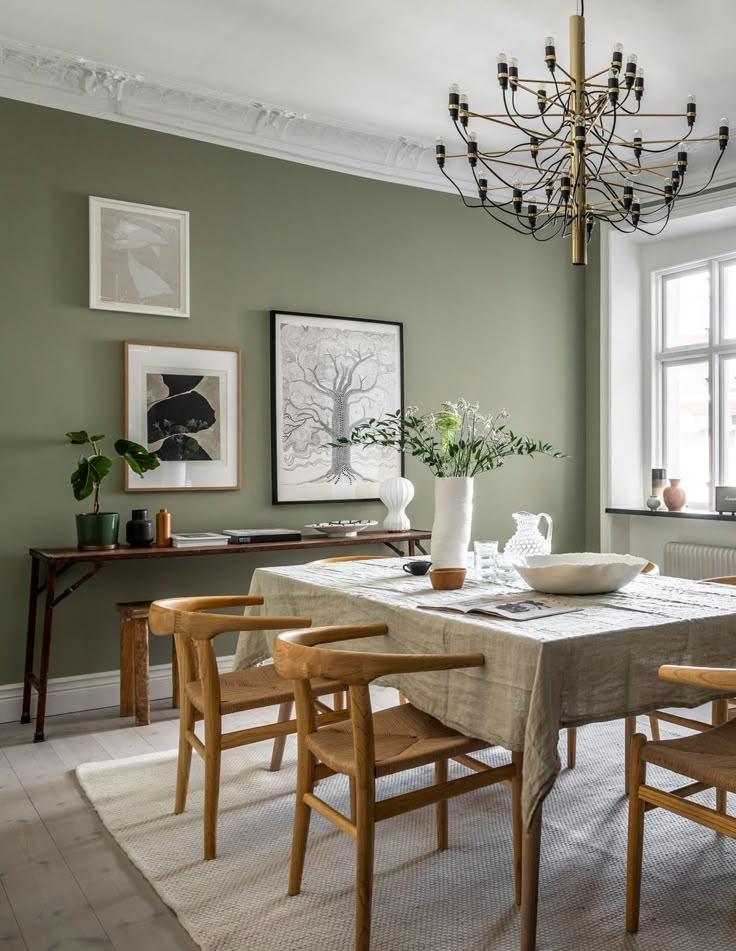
[677,150,726,200]
[465,112,568,141]
[478,198,539,236]
[504,88,564,127]
[438,167,489,210]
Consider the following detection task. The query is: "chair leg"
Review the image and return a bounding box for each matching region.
[624,716,636,794]
[333,691,345,711]
[174,697,195,814]
[349,777,357,823]
[435,759,448,851]
[566,727,577,769]
[626,733,648,933]
[647,714,660,742]
[511,751,523,907]
[203,718,222,861]
[712,699,729,814]
[269,701,294,772]
[171,637,179,710]
[354,777,376,951]
[288,749,317,895]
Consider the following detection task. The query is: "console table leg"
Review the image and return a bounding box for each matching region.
[408,540,416,556]
[21,557,41,725]
[34,564,57,742]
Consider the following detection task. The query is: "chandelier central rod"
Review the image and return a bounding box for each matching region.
[570,14,587,264]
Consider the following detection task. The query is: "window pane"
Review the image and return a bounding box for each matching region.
[663,269,710,348]
[722,357,736,485]
[722,261,736,339]
[664,361,710,505]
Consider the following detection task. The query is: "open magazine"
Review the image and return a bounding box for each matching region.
[417,593,580,622]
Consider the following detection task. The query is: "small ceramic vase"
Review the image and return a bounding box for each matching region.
[663,478,686,512]
[646,495,662,511]
[126,509,154,547]
[379,476,414,532]
[651,467,668,501]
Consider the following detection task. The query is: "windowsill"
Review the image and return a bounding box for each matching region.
[606,507,736,523]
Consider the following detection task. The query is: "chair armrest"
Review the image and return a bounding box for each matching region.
[187,614,312,641]
[659,665,736,692]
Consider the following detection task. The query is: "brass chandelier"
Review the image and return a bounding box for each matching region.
[435,0,729,265]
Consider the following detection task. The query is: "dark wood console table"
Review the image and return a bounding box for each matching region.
[22,529,431,741]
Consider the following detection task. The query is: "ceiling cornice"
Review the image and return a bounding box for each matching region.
[1,35,732,202]
[0,35,466,193]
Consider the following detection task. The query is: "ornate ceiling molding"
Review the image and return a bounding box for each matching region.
[0,36,467,193]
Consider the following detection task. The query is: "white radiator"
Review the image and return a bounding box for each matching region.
[663,542,736,580]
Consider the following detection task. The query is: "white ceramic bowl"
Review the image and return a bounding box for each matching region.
[306,520,378,538]
[511,552,649,595]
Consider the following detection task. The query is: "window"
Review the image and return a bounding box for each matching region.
[654,254,736,509]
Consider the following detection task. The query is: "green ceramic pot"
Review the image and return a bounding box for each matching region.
[75,512,120,550]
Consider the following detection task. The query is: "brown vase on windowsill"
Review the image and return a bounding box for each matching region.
[663,478,686,512]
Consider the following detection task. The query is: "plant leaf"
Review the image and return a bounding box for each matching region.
[114,439,160,476]
[71,454,112,501]
[66,430,90,445]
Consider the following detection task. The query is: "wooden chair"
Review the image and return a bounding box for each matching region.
[149,596,348,860]
[626,663,736,933]
[274,622,521,951]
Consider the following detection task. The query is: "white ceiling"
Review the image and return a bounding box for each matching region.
[2,0,735,182]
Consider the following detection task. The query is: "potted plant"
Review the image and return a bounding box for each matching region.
[336,400,564,568]
[67,430,160,550]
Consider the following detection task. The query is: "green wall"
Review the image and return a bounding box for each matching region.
[0,97,585,687]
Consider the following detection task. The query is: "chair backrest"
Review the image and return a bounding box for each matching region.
[306,555,386,565]
[274,623,485,777]
[150,595,311,711]
[641,562,658,574]
[703,576,736,585]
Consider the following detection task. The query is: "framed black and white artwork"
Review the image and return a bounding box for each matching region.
[270,311,404,504]
[90,197,190,318]
[124,341,241,490]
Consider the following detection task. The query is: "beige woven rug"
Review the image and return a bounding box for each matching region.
[77,720,735,951]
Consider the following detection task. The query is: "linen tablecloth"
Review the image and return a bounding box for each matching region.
[233,559,736,824]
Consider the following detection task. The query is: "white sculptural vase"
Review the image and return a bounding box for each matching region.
[379,476,414,532]
[431,476,474,568]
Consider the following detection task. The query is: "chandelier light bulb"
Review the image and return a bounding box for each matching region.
[496,52,508,64]
[509,56,519,89]
[721,117,730,127]
[468,131,478,142]
[545,36,555,48]
[512,179,522,189]
[633,129,642,140]
[496,53,509,88]
[627,53,638,65]
[449,83,460,95]
[436,136,445,146]
[459,93,469,126]
[687,94,696,104]
[510,57,519,67]
[614,43,624,53]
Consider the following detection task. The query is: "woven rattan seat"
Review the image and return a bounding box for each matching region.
[306,702,489,778]
[642,717,736,794]
[186,665,340,715]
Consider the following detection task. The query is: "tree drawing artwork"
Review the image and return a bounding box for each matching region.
[279,321,398,486]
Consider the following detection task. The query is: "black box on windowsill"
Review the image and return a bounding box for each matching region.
[715,487,736,515]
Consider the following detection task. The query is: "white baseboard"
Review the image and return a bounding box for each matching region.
[0,655,235,724]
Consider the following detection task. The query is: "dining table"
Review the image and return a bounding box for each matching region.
[233,556,736,950]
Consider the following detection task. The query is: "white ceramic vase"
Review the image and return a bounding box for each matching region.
[431,476,474,568]
[379,476,415,531]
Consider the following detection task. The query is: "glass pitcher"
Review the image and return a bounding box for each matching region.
[503,511,553,559]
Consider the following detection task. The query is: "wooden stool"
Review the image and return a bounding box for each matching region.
[116,601,179,726]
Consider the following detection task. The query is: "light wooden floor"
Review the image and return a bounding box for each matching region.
[0,689,401,951]
[0,697,294,951]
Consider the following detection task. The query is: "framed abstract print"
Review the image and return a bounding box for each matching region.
[90,197,190,318]
[124,341,241,490]
[270,311,404,504]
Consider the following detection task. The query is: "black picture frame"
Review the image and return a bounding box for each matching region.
[270,310,405,504]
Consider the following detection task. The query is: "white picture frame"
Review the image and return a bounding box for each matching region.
[270,311,404,504]
[90,197,190,318]
[124,340,241,491]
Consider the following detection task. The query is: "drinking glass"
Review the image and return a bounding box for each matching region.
[474,540,499,580]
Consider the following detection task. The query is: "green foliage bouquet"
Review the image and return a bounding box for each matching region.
[335,400,564,477]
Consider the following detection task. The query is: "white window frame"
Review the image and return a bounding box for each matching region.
[652,252,736,510]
